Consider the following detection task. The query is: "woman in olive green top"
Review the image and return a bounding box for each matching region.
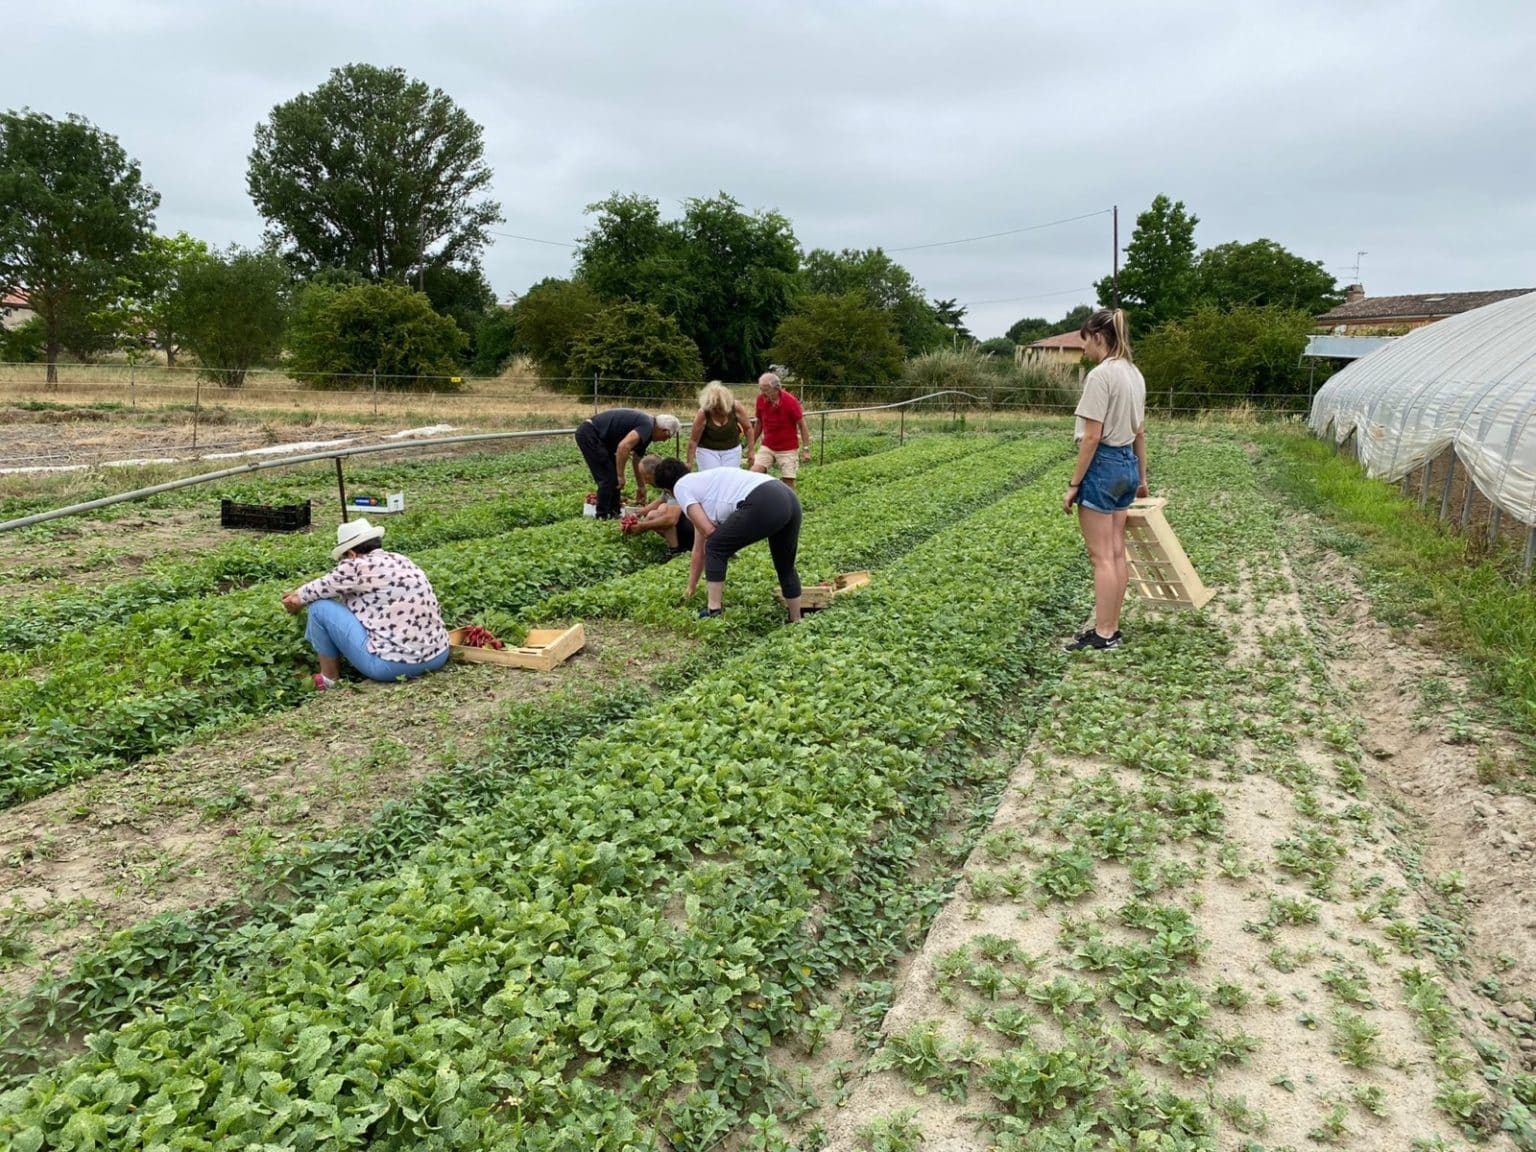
[687,381,754,470]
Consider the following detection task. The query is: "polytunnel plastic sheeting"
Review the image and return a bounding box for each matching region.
[1308,290,1536,525]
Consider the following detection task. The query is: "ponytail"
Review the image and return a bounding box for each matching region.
[1079,308,1134,362]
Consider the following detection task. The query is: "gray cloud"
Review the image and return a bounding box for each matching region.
[5,0,1532,338]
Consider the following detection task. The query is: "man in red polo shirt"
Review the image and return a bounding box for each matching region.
[750,372,811,490]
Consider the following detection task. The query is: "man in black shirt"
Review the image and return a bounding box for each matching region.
[575,409,681,517]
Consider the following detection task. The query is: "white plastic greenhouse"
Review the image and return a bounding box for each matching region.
[1309,290,1536,525]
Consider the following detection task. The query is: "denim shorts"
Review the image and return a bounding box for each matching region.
[1077,443,1140,513]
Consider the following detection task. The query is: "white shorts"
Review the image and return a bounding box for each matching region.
[753,446,800,478]
[695,445,742,470]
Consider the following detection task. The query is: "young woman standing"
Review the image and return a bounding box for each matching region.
[1062,308,1148,652]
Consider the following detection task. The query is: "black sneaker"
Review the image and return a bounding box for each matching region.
[698,607,724,619]
[1064,629,1122,652]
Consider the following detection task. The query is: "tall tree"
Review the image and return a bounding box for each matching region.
[1195,238,1342,316]
[0,110,159,383]
[1096,194,1199,334]
[176,247,291,387]
[247,64,502,282]
[800,247,947,356]
[677,193,800,380]
[574,191,800,380]
[1005,315,1051,345]
[931,298,972,342]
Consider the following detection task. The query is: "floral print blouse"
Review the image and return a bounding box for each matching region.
[297,550,449,663]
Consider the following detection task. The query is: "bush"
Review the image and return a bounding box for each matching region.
[508,278,602,382]
[1137,304,1316,409]
[177,248,290,387]
[0,317,45,363]
[767,291,905,403]
[565,301,704,396]
[978,336,1016,359]
[286,281,465,389]
[471,307,518,376]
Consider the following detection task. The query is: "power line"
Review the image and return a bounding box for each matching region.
[887,209,1112,253]
[486,229,576,248]
[958,286,1095,308]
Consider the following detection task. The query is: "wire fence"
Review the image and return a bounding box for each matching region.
[0,361,1318,423]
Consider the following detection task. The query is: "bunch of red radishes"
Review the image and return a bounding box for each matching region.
[459,625,504,650]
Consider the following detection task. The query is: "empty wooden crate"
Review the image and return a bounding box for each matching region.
[778,570,871,610]
[448,623,586,671]
[1124,498,1214,609]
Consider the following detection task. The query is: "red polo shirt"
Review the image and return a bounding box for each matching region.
[756,390,804,451]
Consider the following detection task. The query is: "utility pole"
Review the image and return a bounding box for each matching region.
[1112,205,1120,309]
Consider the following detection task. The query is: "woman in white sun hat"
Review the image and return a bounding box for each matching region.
[281,518,450,689]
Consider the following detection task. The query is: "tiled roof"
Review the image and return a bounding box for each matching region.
[1317,289,1534,323]
[1027,332,1087,350]
[1,289,29,309]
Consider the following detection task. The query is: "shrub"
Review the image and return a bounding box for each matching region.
[176,247,290,387]
[768,290,905,403]
[1137,303,1319,409]
[565,301,705,396]
[286,281,465,389]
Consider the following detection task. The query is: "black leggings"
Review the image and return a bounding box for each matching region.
[575,422,620,518]
[705,480,802,598]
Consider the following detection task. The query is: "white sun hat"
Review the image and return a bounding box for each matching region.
[331,517,385,562]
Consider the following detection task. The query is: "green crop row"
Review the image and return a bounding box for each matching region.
[0,435,1045,1069]
[0,431,925,656]
[0,435,1012,808]
[0,459,1086,1150]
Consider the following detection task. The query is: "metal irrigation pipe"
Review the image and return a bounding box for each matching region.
[0,429,578,534]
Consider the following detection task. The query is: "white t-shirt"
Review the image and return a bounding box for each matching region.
[673,468,775,525]
[1074,357,1147,447]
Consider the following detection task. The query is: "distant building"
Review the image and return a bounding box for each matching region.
[1316,285,1534,335]
[1019,331,1087,369]
[1,289,33,331]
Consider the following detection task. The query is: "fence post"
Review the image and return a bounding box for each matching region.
[592,373,599,416]
[1438,454,1456,520]
[819,411,826,466]
[192,374,201,449]
[335,457,349,523]
[130,363,136,408]
[900,407,906,446]
[1461,473,1476,531]
[371,369,378,416]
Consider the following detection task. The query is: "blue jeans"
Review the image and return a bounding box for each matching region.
[1077,443,1141,513]
[304,598,449,682]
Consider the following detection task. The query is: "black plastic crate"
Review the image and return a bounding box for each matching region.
[220,498,312,532]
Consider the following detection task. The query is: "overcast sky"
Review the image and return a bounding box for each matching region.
[6,0,1534,338]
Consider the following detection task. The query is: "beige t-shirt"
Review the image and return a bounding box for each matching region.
[1074,357,1147,446]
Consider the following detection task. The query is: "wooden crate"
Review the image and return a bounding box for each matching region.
[448,623,585,671]
[1124,498,1214,610]
[778,569,871,610]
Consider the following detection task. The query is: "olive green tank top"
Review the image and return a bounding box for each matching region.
[698,411,741,451]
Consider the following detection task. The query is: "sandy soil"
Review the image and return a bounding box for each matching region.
[801,528,1527,1150]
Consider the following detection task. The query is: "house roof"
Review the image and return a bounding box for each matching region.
[1,289,29,309]
[1316,289,1534,324]
[1027,332,1087,350]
